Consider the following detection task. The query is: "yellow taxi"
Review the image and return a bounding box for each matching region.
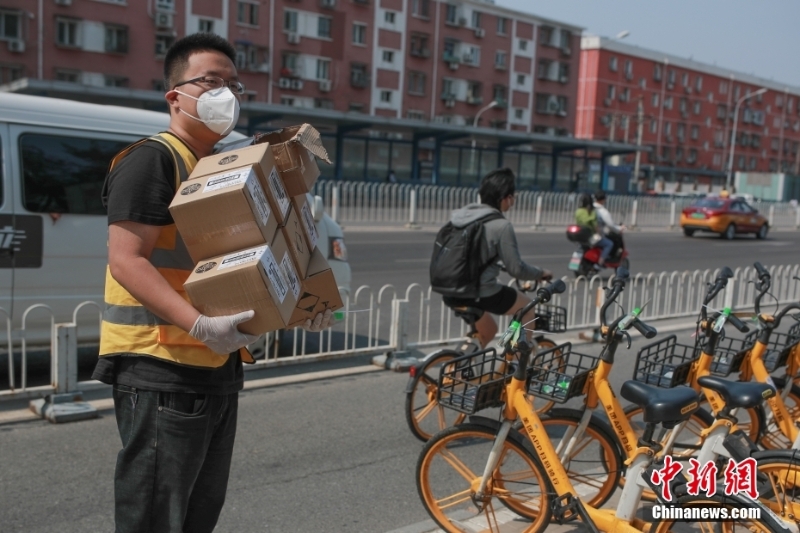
[680,196,769,240]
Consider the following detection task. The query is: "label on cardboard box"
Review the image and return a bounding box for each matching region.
[203,169,249,192]
[266,167,290,219]
[298,201,319,250]
[260,247,289,303]
[245,174,272,227]
[280,252,301,301]
[218,247,266,270]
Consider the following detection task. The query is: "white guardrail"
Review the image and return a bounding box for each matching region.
[1,264,799,403]
[311,180,800,230]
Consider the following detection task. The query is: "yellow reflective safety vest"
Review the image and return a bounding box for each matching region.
[99,132,254,368]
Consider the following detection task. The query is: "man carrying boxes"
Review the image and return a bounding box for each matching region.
[91,33,337,533]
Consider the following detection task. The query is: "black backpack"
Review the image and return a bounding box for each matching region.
[430,212,504,299]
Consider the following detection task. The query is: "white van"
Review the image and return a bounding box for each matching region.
[0,92,350,347]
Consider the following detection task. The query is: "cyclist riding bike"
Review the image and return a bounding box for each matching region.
[440,168,553,347]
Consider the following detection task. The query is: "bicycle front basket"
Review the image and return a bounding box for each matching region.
[437,348,510,414]
[527,342,598,403]
[710,335,754,377]
[633,334,698,388]
[534,304,568,334]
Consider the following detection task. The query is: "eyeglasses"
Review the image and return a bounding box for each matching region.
[173,75,246,95]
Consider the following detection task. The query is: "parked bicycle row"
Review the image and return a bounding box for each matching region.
[405,261,800,533]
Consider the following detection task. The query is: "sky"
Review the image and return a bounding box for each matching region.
[497,0,800,88]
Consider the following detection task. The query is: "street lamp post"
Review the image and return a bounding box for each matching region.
[726,87,768,190]
[470,100,498,177]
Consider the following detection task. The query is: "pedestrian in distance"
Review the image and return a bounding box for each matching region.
[435,167,553,348]
[386,169,397,183]
[92,32,332,533]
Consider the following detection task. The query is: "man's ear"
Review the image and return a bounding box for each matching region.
[165,89,179,113]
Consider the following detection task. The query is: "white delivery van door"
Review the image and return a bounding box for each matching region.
[10,125,136,346]
[0,123,13,330]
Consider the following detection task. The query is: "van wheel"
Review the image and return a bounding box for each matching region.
[683,228,694,237]
[721,224,735,240]
[756,224,769,240]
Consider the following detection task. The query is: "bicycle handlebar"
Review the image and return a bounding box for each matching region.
[630,319,658,339]
[752,262,772,315]
[727,313,750,333]
[701,266,734,321]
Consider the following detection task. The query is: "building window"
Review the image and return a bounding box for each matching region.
[441,78,455,98]
[493,84,507,104]
[560,29,571,48]
[409,32,429,57]
[316,59,330,80]
[514,108,524,120]
[517,73,525,86]
[281,96,295,106]
[693,101,701,115]
[445,4,458,25]
[462,46,479,66]
[318,16,332,38]
[624,59,632,79]
[385,11,396,24]
[55,69,80,83]
[497,17,508,35]
[412,0,430,18]
[105,75,129,88]
[609,56,617,72]
[407,109,425,120]
[382,50,394,63]
[664,122,671,136]
[0,10,22,39]
[668,69,676,85]
[653,63,662,81]
[0,64,23,84]
[695,75,703,91]
[350,62,368,87]
[682,72,689,86]
[380,90,392,103]
[539,25,553,46]
[237,1,259,25]
[719,81,728,95]
[677,123,685,141]
[155,34,174,57]
[352,23,366,45]
[607,85,615,100]
[559,63,570,82]
[314,98,334,109]
[198,19,214,33]
[691,125,699,140]
[649,119,657,134]
[652,93,659,107]
[152,79,166,92]
[282,52,300,75]
[284,10,298,32]
[664,95,673,110]
[518,39,528,51]
[471,11,481,28]
[495,50,507,69]
[408,70,425,95]
[105,25,128,54]
[56,18,81,47]
[467,81,482,103]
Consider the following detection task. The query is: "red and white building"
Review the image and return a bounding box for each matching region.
[0,0,581,136]
[578,36,800,191]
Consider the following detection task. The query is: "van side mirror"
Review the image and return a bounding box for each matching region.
[313,195,324,223]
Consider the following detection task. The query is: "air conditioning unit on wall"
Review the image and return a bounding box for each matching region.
[155,12,173,29]
[319,79,331,92]
[7,39,25,53]
[287,32,301,44]
[278,78,292,88]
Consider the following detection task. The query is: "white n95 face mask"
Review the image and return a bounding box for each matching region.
[175,87,240,136]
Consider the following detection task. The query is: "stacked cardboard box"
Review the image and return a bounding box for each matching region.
[169,124,342,337]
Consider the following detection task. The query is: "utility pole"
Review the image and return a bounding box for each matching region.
[633,96,644,188]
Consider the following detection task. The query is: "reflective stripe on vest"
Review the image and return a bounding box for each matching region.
[98,133,231,368]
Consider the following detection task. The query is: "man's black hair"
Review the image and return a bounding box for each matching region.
[479,167,516,210]
[163,33,236,91]
[594,190,607,202]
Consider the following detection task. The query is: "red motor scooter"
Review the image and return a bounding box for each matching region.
[565,225,629,277]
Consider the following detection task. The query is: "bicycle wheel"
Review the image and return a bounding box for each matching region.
[649,494,787,533]
[759,378,800,450]
[416,423,552,533]
[538,407,623,509]
[405,350,468,441]
[751,451,800,527]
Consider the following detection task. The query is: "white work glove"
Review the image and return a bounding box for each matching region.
[302,309,334,333]
[190,310,261,355]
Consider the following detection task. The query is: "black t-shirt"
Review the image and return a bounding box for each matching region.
[92,136,243,395]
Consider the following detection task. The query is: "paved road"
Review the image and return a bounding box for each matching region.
[342,226,800,293]
[0,318,747,533]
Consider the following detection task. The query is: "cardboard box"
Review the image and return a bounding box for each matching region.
[287,248,344,328]
[169,166,279,263]
[190,143,291,224]
[184,231,301,335]
[280,206,312,278]
[291,194,319,253]
[258,124,331,197]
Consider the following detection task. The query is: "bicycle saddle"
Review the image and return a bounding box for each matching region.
[452,306,484,323]
[696,375,775,410]
[620,380,700,427]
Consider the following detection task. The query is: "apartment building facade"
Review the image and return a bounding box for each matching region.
[0,0,580,137]
[578,36,800,191]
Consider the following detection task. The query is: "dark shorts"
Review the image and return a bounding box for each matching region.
[443,286,519,317]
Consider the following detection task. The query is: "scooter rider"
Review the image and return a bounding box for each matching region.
[593,190,625,260]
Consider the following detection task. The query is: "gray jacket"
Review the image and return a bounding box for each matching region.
[450,203,544,298]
